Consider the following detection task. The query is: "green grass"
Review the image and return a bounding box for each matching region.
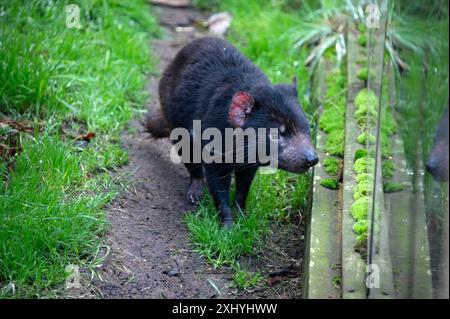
[0,136,115,296]
[0,0,159,297]
[232,264,262,291]
[0,0,159,130]
[221,0,311,107]
[184,1,313,275]
[185,171,310,268]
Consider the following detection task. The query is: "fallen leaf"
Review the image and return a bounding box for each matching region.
[206,12,233,36]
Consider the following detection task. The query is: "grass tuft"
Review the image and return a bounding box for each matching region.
[0,0,159,296]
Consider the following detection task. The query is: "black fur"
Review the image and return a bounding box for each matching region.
[154,37,318,227]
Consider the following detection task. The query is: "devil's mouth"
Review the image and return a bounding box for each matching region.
[277,162,312,174]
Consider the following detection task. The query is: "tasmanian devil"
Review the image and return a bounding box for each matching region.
[426,105,449,182]
[146,37,318,227]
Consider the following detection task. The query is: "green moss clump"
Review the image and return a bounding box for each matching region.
[382,160,395,179]
[357,23,366,33]
[356,233,368,247]
[351,197,369,221]
[357,67,371,81]
[320,178,340,190]
[378,107,397,159]
[356,173,369,184]
[355,102,378,118]
[354,89,378,112]
[325,70,346,96]
[355,106,378,127]
[319,104,345,134]
[383,182,404,193]
[357,132,376,145]
[381,137,393,158]
[320,69,346,159]
[358,34,367,47]
[381,107,397,136]
[332,275,342,288]
[323,157,340,176]
[355,233,368,260]
[379,107,396,159]
[353,180,369,200]
[354,149,368,161]
[353,219,368,235]
[354,89,378,127]
[354,157,375,175]
[325,130,344,157]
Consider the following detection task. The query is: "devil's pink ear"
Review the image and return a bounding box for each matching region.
[228,91,255,127]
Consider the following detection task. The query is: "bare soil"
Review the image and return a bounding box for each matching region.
[69,5,305,299]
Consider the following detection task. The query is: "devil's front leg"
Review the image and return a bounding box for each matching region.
[235,165,258,213]
[204,163,233,228]
[184,163,204,205]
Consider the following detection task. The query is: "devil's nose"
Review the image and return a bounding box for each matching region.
[305,151,319,167]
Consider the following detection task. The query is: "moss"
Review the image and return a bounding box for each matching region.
[351,197,369,221]
[356,173,369,184]
[320,178,340,190]
[357,23,366,33]
[381,136,393,158]
[332,275,342,289]
[354,149,368,161]
[355,233,368,260]
[353,219,368,235]
[323,157,340,176]
[356,233,368,246]
[357,67,373,81]
[325,70,346,95]
[353,180,369,200]
[379,108,397,159]
[355,102,378,119]
[382,160,395,179]
[357,132,376,145]
[381,107,397,136]
[383,182,404,193]
[354,89,378,127]
[354,157,375,175]
[355,106,378,128]
[354,89,378,112]
[320,68,346,160]
[325,130,344,157]
[319,104,345,134]
[358,34,367,47]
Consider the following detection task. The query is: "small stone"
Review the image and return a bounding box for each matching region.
[163,267,180,277]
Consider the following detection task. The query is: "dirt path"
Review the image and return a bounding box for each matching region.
[90,6,234,299]
[72,4,305,299]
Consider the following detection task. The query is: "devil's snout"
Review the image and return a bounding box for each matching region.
[304,150,319,168]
